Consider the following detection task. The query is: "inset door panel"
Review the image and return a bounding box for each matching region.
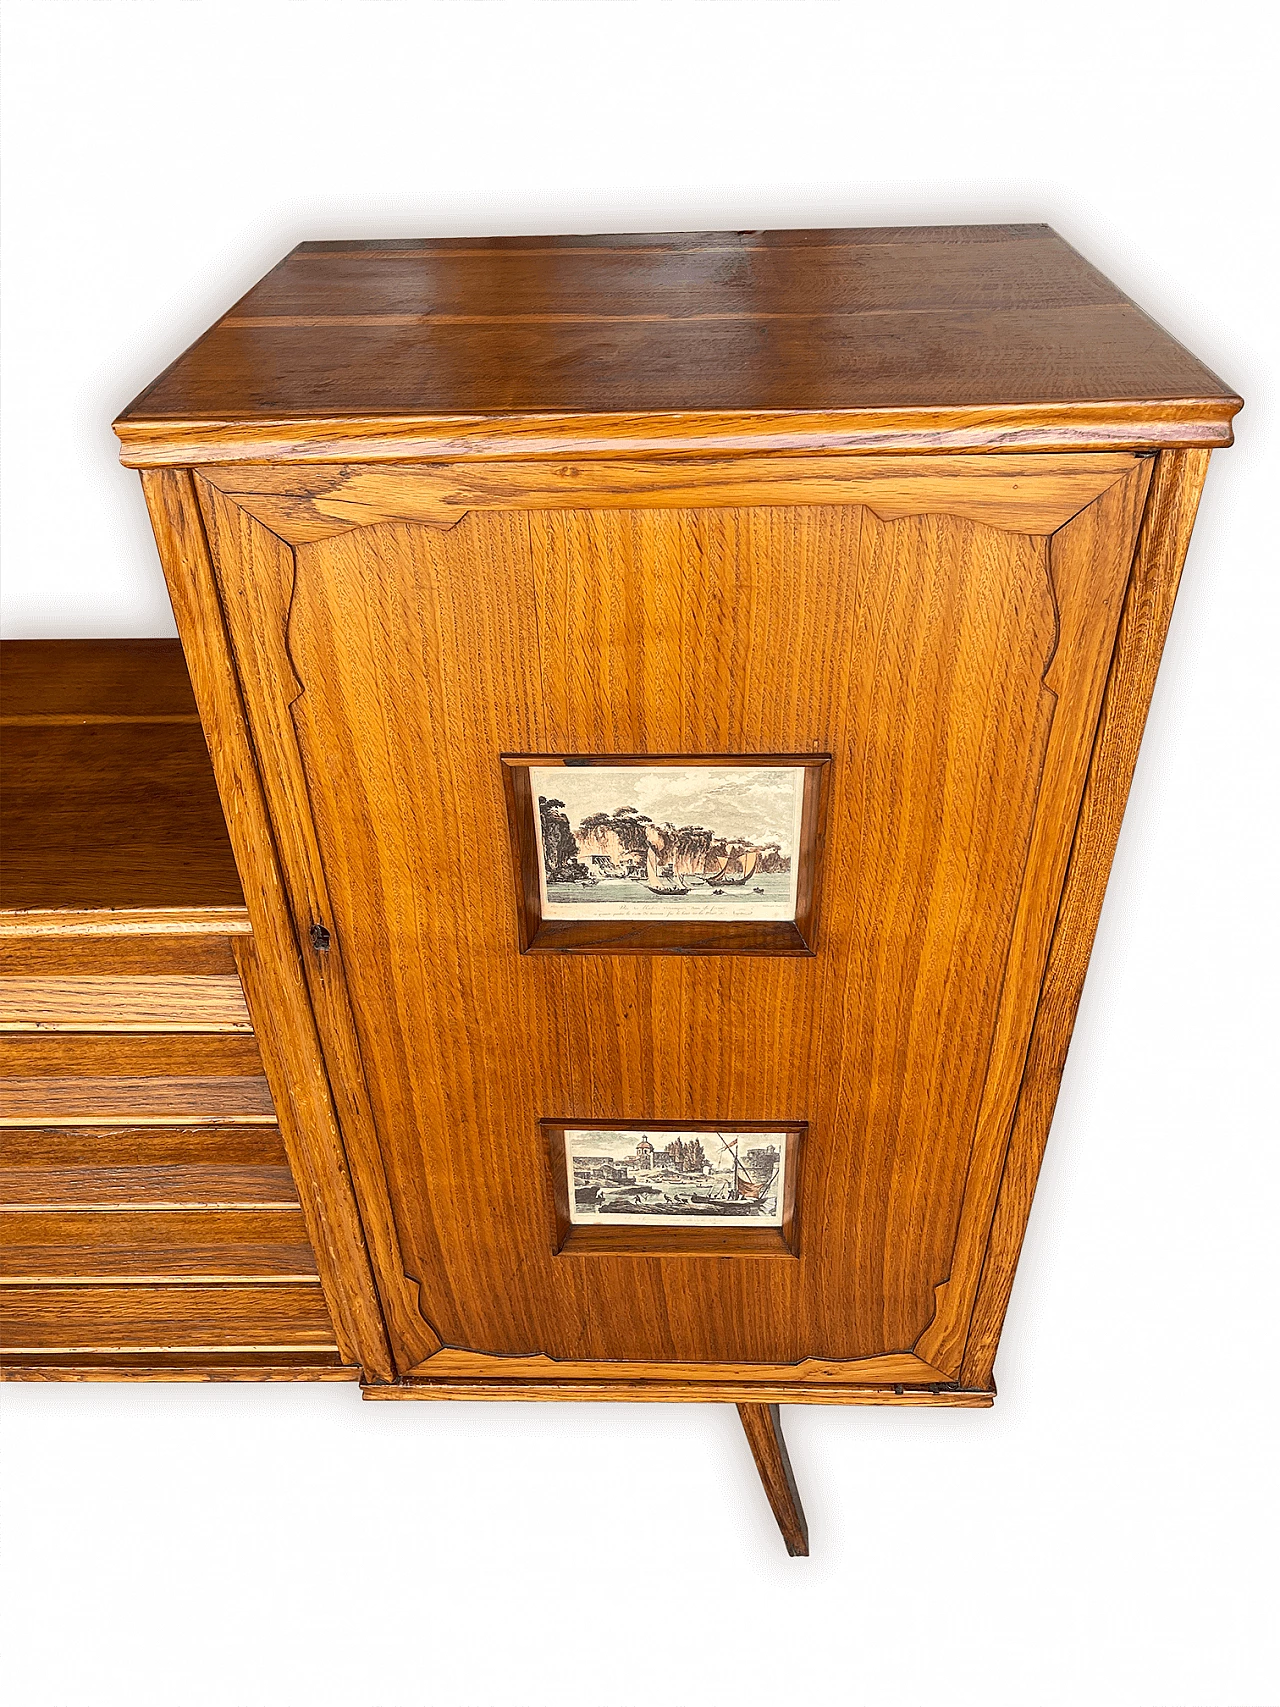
[198,458,1150,1377]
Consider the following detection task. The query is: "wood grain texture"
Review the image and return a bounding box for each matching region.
[1,1209,315,1279]
[125,230,1235,1414]
[113,227,1240,466]
[915,463,1152,1373]
[958,449,1212,1388]
[0,722,244,913]
[198,452,1140,543]
[194,464,1146,1384]
[0,936,239,976]
[0,638,351,1382]
[0,1122,297,1207]
[140,469,395,1381]
[189,477,440,1368]
[0,908,252,938]
[405,1346,952,1386]
[737,1404,809,1555]
[115,405,1239,470]
[0,639,200,721]
[0,1165,298,1208]
[0,1122,289,1167]
[0,976,252,1032]
[1,1033,263,1077]
[0,643,246,937]
[0,1081,276,1126]
[2,1355,357,1380]
[0,1106,338,1370]
[551,1227,795,1259]
[367,1379,993,1406]
[1,1282,337,1352]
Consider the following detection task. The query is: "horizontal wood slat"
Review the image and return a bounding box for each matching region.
[0,1124,289,1167]
[1,1033,263,1075]
[2,1249,316,1282]
[1,1352,358,1380]
[0,1164,299,1208]
[0,976,253,1032]
[2,715,202,728]
[3,1232,316,1283]
[0,640,202,722]
[0,908,253,938]
[2,1204,309,1246]
[0,1282,338,1351]
[1,1036,274,1124]
[0,936,240,977]
[0,1078,276,1125]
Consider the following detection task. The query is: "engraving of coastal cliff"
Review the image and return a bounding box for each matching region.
[531,764,803,923]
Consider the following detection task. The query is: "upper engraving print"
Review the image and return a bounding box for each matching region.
[529,764,805,922]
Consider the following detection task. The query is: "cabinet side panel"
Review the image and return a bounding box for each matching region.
[138,468,394,1381]
[193,480,444,1369]
[915,460,1152,1374]
[958,448,1212,1388]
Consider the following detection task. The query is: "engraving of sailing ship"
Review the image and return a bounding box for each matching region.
[703,842,759,887]
[646,838,689,895]
[530,764,804,922]
[566,1128,786,1228]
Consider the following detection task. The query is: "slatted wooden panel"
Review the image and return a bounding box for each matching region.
[0,1121,345,1371]
[1,1285,337,1351]
[0,976,253,1032]
[0,1033,275,1125]
[2,1210,317,1279]
[0,1035,341,1370]
[0,638,360,1379]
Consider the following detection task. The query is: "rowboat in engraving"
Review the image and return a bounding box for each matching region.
[646,848,689,896]
[567,1129,785,1229]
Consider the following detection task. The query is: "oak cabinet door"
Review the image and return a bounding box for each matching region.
[194,454,1151,1384]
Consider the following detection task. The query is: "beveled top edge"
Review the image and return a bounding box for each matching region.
[115,398,1241,467]
[292,224,1058,255]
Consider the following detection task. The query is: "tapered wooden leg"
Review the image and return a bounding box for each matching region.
[736,1402,809,1555]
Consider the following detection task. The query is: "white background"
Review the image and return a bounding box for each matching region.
[2,4,1277,1704]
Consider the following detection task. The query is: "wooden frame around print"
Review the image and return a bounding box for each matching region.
[542,1119,806,1258]
[501,754,830,955]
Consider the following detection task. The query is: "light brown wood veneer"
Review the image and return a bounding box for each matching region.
[0,641,359,1382]
[106,225,1238,1545]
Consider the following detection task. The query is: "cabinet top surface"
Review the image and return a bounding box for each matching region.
[115,225,1240,463]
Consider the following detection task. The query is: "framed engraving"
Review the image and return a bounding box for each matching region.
[542,1119,805,1257]
[502,754,829,954]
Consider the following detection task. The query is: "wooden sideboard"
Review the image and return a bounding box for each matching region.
[12,225,1242,1551]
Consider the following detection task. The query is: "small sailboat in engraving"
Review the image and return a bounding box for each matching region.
[704,844,760,888]
[715,1133,767,1203]
[646,846,689,895]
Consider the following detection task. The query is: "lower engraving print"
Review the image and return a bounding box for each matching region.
[565,1127,787,1229]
